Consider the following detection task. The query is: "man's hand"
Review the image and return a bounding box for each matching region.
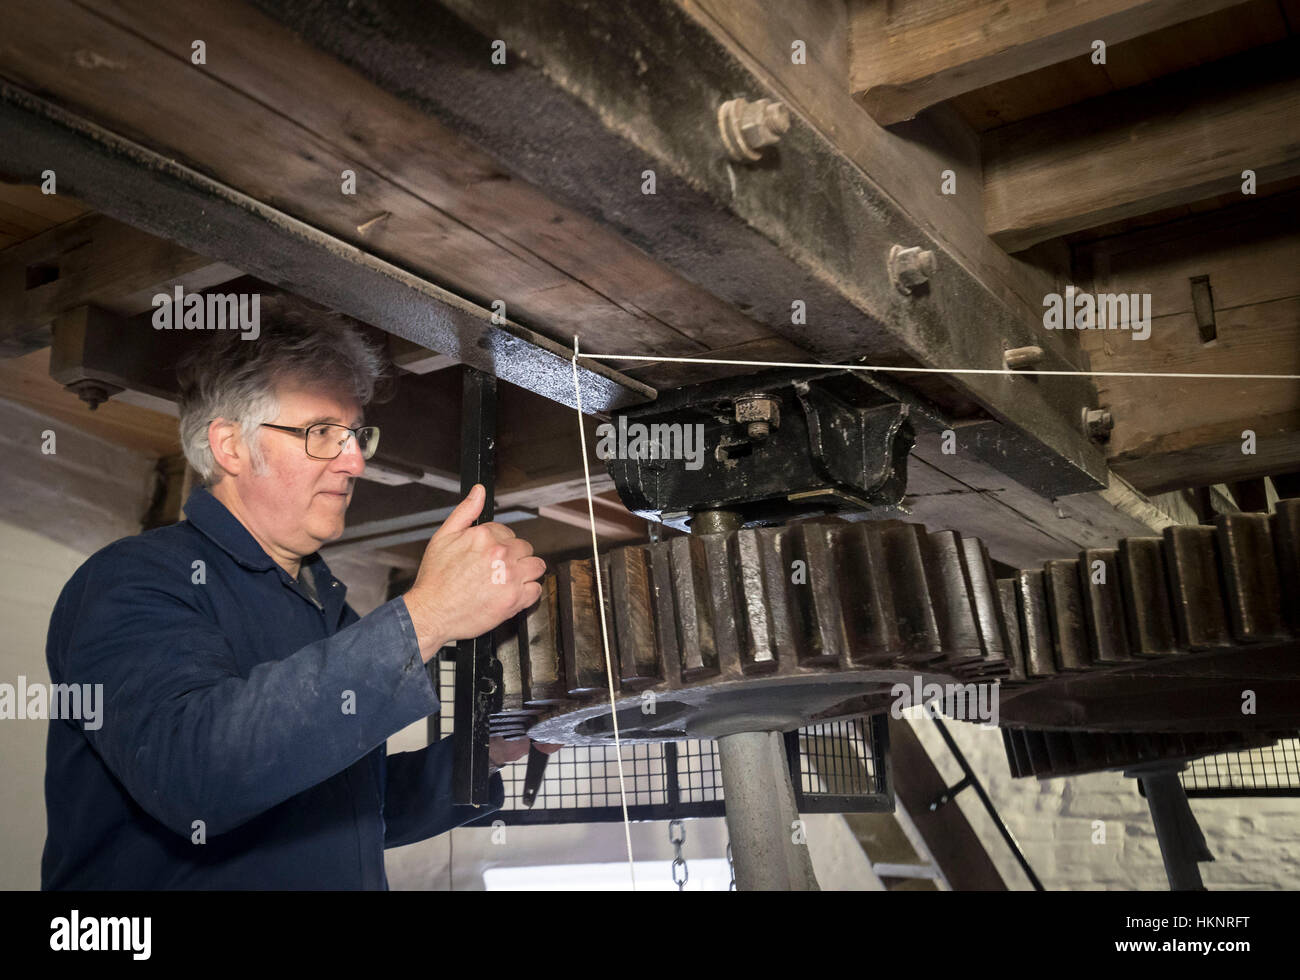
[488,737,564,768]
[402,484,546,663]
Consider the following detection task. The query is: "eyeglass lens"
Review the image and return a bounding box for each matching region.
[305,424,380,459]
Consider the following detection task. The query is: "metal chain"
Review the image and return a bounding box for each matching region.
[726,841,736,891]
[668,819,688,890]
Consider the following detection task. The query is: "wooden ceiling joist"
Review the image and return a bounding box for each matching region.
[2,0,1245,568]
[985,40,1300,252]
[848,0,1252,126]
[1076,189,1300,493]
[0,211,239,357]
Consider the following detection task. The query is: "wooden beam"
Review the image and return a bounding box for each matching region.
[676,0,1070,351]
[0,345,180,456]
[0,0,769,365]
[387,336,457,375]
[848,0,1248,126]
[0,212,238,356]
[0,181,86,249]
[1076,190,1300,493]
[946,0,1292,134]
[985,41,1300,251]
[887,718,1007,890]
[229,0,1107,494]
[536,496,646,541]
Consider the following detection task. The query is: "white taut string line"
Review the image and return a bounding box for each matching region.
[571,335,637,890]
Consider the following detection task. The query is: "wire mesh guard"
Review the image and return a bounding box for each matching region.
[1181,737,1300,796]
[425,653,892,825]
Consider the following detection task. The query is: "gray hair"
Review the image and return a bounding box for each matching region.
[176,298,387,484]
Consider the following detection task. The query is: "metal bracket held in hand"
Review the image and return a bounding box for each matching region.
[452,366,500,807]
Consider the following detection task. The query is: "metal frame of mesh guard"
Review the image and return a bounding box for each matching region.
[1180,737,1300,797]
[425,653,892,825]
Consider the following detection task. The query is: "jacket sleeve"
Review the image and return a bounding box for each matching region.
[382,736,504,847]
[52,542,440,839]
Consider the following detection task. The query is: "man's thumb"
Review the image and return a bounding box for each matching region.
[436,484,485,537]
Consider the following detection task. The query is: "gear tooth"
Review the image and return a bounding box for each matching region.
[960,537,1008,675]
[796,523,847,666]
[1069,732,1101,773]
[700,531,743,678]
[494,616,525,711]
[880,524,943,665]
[762,525,815,671]
[668,536,720,680]
[1117,537,1178,656]
[730,528,780,674]
[1000,730,1282,779]
[605,545,661,687]
[647,540,684,688]
[1023,729,1051,774]
[1163,525,1231,650]
[997,579,1027,682]
[1273,499,1300,629]
[519,574,567,704]
[1043,731,1076,772]
[1079,549,1131,665]
[1215,513,1286,642]
[556,558,606,696]
[1016,569,1055,676]
[1043,559,1090,671]
[924,529,985,671]
[1002,729,1022,778]
[835,524,904,665]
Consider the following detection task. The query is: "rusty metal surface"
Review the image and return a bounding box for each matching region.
[491,500,1300,742]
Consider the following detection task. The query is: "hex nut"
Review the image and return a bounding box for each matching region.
[889,244,936,294]
[1083,408,1115,441]
[735,395,780,441]
[718,98,790,162]
[735,395,780,424]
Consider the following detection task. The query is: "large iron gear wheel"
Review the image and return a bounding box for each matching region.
[492,500,1300,744]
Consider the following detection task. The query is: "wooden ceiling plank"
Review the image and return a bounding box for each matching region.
[952,0,1288,132]
[1076,194,1300,493]
[984,41,1300,251]
[0,181,87,225]
[16,0,770,358]
[848,0,1252,126]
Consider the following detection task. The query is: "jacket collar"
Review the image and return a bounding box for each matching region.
[182,487,350,620]
[182,486,292,573]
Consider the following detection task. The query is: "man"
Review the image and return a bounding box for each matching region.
[41,305,553,889]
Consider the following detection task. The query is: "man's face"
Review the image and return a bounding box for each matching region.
[234,383,366,558]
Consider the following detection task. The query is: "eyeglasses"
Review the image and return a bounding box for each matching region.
[260,422,381,460]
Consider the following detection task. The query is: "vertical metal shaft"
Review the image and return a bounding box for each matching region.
[1132,764,1213,890]
[691,508,744,535]
[452,367,499,805]
[717,730,820,891]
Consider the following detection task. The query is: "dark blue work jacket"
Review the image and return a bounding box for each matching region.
[41,486,501,889]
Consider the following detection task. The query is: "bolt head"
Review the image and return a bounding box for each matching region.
[719,98,789,162]
[1004,345,1045,370]
[1083,408,1115,440]
[889,244,936,294]
[734,395,780,428]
